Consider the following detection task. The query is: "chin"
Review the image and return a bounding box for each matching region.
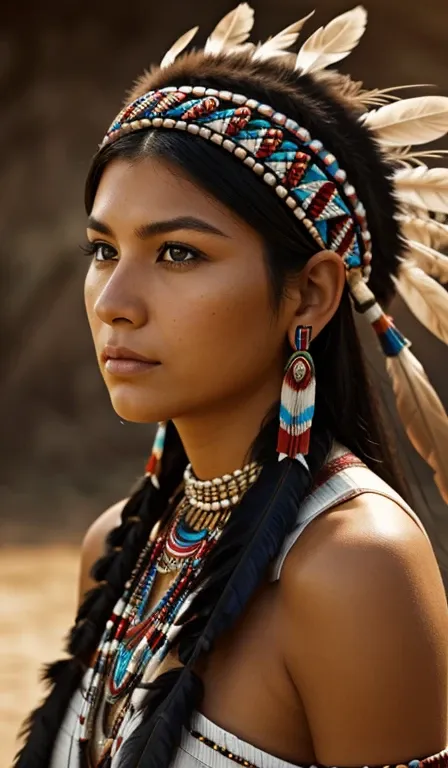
[107,385,177,424]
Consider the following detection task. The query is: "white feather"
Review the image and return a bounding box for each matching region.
[399,215,448,253]
[295,6,367,74]
[394,166,448,214]
[360,95,448,146]
[404,240,448,284]
[393,259,448,344]
[159,26,199,69]
[252,12,315,62]
[386,346,448,504]
[204,3,254,56]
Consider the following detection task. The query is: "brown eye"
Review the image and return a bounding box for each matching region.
[94,243,118,262]
[159,244,199,265]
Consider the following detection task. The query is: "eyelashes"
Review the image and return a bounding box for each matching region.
[79,240,204,269]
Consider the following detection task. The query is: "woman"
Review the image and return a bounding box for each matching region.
[15,5,448,768]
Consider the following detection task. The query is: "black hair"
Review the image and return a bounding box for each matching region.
[14,53,409,768]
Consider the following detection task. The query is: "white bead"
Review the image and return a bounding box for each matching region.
[286,196,296,209]
[199,127,212,139]
[222,139,235,153]
[221,499,230,508]
[258,104,274,116]
[162,118,176,128]
[233,93,247,105]
[204,480,212,488]
[276,186,288,199]
[205,88,219,97]
[152,117,163,128]
[192,86,206,96]
[244,156,255,168]
[234,469,242,476]
[253,163,265,175]
[203,502,211,512]
[231,495,239,505]
[175,120,187,131]
[223,474,232,482]
[187,124,200,135]
[211,502,221,512]
[219,90,233,101]
[213,477,222,486]
[211,133,223,145]
[246,98,259,109]
[264,172,276,186]
[179,86,193,94]
[190,498,197,506]
[234,147,247,160]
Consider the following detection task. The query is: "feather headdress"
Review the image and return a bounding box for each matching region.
[148,4,448,504]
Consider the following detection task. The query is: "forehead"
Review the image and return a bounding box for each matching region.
[91,156,253,241]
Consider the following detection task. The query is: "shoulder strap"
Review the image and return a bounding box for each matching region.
[271,445,430,581]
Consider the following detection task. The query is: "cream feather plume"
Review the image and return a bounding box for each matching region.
[252,12,315,62]
[394,166,448,214]
[204,3,254,56]
[391,148,448,168]
[360,96,448,146]
[398,214,448,253]
[295,6,367,74]
[386,347,448,503]
[403,239,448,284]
[393,259,448,344]
[159,26,199,69]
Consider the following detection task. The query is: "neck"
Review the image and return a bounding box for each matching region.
[173,382,281,480]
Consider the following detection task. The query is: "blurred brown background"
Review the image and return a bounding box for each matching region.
[0,0,447,765]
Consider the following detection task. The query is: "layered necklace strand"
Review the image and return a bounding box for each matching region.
[78,460,262,766]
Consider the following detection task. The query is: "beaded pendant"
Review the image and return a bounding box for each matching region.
[78,459,262,765]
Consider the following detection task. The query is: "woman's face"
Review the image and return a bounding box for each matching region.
[84,155,290,424]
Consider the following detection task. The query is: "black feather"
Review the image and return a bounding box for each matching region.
[13,658,84,767]
[118,669,203,768]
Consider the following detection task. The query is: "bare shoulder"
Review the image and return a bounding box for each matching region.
[278,493,448,764]
[78,498,129,607]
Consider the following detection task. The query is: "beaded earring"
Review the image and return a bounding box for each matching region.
[277,325,315,460]
[144,421,167,488]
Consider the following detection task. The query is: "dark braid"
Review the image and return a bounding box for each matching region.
[118,427,332,768]
[13,422,187,768]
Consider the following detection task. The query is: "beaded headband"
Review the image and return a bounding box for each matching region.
[98,4,448,504]
[102,86,372,280]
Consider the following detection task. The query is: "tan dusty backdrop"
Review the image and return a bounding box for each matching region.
[1,0,448,765]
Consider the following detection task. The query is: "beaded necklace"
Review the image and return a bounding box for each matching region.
[78,460,262,766]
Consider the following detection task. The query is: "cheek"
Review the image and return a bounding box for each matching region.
[162,259,280,392]
[84,267,103,344]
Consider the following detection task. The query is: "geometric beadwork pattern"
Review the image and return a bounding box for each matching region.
[102,85,373,277]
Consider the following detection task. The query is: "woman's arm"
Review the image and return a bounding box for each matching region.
[77,498,129,608]
[279,493,448,767]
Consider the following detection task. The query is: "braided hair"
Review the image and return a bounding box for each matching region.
[15,52,408,768]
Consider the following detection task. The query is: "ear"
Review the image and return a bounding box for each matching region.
[286,250,346,348]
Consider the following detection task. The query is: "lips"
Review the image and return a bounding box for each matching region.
[101,345,160,376]
[102,345,159,364]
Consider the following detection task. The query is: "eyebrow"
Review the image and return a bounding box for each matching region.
[86,215,230,239]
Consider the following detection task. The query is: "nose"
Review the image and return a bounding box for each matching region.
[93,262,148,328]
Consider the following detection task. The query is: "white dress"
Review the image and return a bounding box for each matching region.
[49,446,430,768]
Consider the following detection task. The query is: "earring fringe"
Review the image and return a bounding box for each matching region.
[277,326,315,460]
[145,422,167,488]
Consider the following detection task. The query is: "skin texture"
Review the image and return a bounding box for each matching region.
[80,155,448,765]
[84,156,345,478]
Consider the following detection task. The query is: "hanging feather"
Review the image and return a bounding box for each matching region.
[393,259,448,344]
[159,27,199,69]
[394,166,448,214]
[398,215,448,253]
[252,11,315,62]
[295,5,367,74]
[361,96,448,147]
[386,346,448,504]
[204,3,254,56]
[403,239,448,284]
